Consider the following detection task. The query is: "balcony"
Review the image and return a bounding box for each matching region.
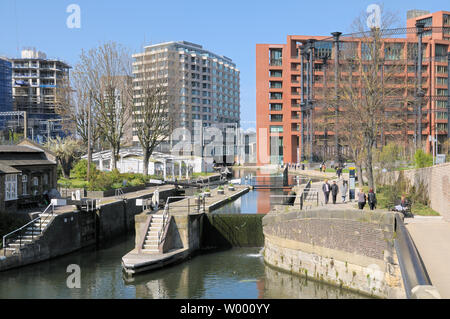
[270,59,282,67]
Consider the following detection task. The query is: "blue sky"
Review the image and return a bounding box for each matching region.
[0,0,447,129]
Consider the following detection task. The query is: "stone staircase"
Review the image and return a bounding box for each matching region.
[142,214,164,253]
[3,213,54,256]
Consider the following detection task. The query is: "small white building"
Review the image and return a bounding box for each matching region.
[82,147,214,179]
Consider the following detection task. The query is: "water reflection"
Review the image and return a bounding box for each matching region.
[213,169,297,215]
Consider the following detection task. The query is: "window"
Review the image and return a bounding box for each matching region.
[5,174,17,201]
[270,114,283,122]
[436,65,448,74]
[436,89,448,96]
[270,81,282,88]
[269,49,282,66]
[436,77,448,86]
[270,126,283,133]
[270,92,282,100]
[384,43,404,61]
[269,70,282,77]
[270,103,283,111]
[22,175,28,195]
[314,42,332,59]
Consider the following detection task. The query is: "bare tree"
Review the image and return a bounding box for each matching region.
[75,42,133,170]
[316,9,414,189]
[133,50,180,176]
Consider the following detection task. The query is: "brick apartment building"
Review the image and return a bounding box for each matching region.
[256,10,450,165]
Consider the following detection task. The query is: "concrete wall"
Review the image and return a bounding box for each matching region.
[377,163,450,220]
[262,209,405,298]
[0,210,96,272]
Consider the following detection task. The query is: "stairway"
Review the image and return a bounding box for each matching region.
[142,214,164,253]
[3,213,54,256]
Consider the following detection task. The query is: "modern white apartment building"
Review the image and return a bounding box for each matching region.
[132,41,240,150]
[11,48,71,141]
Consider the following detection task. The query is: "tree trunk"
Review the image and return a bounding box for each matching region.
[111,148,117,170]
[143,149,150,176]
[366,145,375,190]
[357,163,364,188]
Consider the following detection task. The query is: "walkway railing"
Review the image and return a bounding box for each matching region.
[394,214,433,298]
[2,203,55,256]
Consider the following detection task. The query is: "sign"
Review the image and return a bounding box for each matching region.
[436,154,446,165]
[348,167,356,201]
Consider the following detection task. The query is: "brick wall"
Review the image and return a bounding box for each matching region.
[378,163,450,220]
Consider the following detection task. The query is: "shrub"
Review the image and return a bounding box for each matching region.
[414,149,433,168]
[129,178,145,187]
[71,159,97,180]
[88,172,114,191]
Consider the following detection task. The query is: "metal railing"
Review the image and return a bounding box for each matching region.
[2,203,55,256]
[115,188,125,199]
[394,214,432,298]
[156,196,206,246]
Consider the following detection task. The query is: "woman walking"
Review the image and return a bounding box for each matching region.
[357,190,367,210]
[368,189,377,211]
[341,180,348,203]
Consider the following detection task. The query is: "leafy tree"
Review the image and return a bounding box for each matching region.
[414,149,433,168]
[46,136,84,178]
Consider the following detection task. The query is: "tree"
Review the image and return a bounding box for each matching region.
[323,9,413,189]
[74,42,133,170]
[46,136,84,178]
[133,49,181,176]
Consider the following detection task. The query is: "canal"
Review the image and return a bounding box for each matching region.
[0,169,367,299]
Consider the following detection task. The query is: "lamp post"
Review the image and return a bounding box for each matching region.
[331,32,342,162]
[308,39,316,163]
[416,22,426,150]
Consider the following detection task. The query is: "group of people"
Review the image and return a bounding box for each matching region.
[321,179,377,210]
[281,162,305,171]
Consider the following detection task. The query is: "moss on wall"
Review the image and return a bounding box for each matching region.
[201,214,264,248]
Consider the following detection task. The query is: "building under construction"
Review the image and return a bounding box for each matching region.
[8,48,71,142]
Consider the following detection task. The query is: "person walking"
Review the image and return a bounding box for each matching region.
[368,188,377,210]
[357,190,367,210]
[322,179,331,204]
[331,181,339,204]
[341,180,348,203]
[336,166,342,179]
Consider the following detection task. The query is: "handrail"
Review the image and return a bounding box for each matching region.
[394,214,432,298]
[2,203,54,256]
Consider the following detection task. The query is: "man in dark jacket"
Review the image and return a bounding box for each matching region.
[331,181,339,204]
[322,180,331,204]
[368,189,377,210]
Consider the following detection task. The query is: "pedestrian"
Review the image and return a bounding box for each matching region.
[331,181,339,204]
[337,166,342,179]
[368,188,377,210]
[341,180,348,203]
[322,179,331,204]
[357,189,367,210]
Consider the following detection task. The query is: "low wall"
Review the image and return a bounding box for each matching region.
[377,163,450,220]
[0,187,177,272]
[0,210,96,272]
[262,209,405,298]
[202,214,264,248]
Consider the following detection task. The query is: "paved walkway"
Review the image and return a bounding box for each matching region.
[405,216,450,298]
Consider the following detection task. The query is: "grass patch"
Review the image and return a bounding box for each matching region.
[410,203,440,216]
[192,172,217,178]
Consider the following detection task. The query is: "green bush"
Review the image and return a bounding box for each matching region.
[128,178,145,187]
[414,149,433,168]
[88,172,114,191]
[71,159,97,180]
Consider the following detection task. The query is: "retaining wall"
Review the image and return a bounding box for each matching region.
[377,163,450,220]
[262,209,405,298]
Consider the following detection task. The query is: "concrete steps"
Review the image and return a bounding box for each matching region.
[4,213,54,255]
[141,214,165,254]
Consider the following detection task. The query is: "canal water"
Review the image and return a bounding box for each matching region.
[0,169,367,299]
[0,235,365,299]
